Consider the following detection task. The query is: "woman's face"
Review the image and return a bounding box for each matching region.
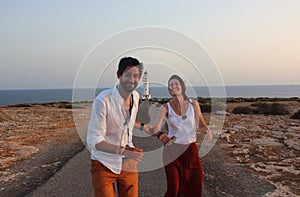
[168,78,182,96]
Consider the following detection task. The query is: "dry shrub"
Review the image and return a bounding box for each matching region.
[290,110,300,119]
[252,103,290,115]
[233,106,255,114]
[233,103,291,115]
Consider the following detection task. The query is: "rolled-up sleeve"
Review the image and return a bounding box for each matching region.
[87,97,107,151]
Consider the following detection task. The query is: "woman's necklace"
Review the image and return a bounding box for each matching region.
[171,100,187,120]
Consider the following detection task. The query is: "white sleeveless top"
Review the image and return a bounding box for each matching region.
[166,100,197,144]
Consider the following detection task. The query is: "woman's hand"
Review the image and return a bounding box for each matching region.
[201,125,213,141]
[159,134,172,145]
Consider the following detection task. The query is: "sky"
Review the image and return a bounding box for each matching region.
[0,0,300,90]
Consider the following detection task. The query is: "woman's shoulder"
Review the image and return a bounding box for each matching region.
[162,103,168,110]
[190,99,199,105]
[160,103,169,115]
[189,99,200,111]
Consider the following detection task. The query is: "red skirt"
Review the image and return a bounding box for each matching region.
[163,142,203,197]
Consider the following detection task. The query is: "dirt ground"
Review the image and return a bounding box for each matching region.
[0,100,299,196]
[0,103,86,196]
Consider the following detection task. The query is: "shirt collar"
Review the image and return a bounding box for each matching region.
[112,85,123,104]
[112,85,135,104]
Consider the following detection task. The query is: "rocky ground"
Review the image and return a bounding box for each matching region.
[0,100,299,196]
[0,103,89,196]
[217,101,300,196]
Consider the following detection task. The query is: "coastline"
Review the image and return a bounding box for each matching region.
[1,84,300,107]
[0,98,299,196]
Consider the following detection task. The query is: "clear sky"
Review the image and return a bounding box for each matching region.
[1,0,299,89]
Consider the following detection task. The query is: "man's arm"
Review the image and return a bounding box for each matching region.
[87,97,107,151]
[87,97,143,161]
[95,141,143,162]
[134,121,154,135]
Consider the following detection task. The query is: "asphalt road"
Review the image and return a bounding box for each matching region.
[26,136,213,197]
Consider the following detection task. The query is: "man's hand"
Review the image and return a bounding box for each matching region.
[123,146,144,162]
[122,146,143,172]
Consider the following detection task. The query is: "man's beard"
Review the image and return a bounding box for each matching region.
[120,81,137,93]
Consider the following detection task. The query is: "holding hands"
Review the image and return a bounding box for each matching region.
[142,124,155,135]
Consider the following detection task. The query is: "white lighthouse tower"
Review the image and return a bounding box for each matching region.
[142,70,151,100]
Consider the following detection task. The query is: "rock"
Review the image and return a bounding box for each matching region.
[232,148,249,155]
[232,125,247,130]
[214,111,230,116]
[289,122,299,126]
[15,146,39,158]
[0,110,12,122]
[271,130,285,137]
[252,137,283,147]
[219,133,234,143]
[284,138,300,151]
[287,126,300,133]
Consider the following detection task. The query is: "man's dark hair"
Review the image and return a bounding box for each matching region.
[117,57,143,78]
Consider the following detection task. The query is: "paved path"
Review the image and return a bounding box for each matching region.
[26,149,93,197]
[26,139,213,197]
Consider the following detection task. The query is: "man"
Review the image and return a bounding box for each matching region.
[87,57,151,197]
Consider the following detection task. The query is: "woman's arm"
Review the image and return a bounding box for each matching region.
[152,104,168,134]
[192,99,213,140]
[152,104,173,145]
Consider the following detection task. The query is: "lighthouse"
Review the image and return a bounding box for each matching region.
[136,70,151,123]
[142,70,151,100]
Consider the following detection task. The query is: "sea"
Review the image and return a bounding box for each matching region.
[0,85,299,106]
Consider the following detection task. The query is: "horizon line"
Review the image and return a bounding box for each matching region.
[1,83,300,91]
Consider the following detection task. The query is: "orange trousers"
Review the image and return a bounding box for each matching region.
[91,160,138,197]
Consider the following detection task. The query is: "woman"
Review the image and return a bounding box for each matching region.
[153,75,212,197]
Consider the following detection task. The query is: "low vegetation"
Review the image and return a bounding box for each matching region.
[232,106,255,114]
[233,103,291,115]
[290,110,300,119]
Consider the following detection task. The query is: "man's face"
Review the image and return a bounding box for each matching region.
[119,66,141,93]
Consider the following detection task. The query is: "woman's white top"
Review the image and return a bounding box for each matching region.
[166,100,197,144]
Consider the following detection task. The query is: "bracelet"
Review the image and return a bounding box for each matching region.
[140,122,145,131]
[156,131,164,139]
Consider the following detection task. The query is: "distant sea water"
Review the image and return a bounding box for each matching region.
[0,85,299,106]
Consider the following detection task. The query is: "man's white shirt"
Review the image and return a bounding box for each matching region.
[87,86,139,174]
